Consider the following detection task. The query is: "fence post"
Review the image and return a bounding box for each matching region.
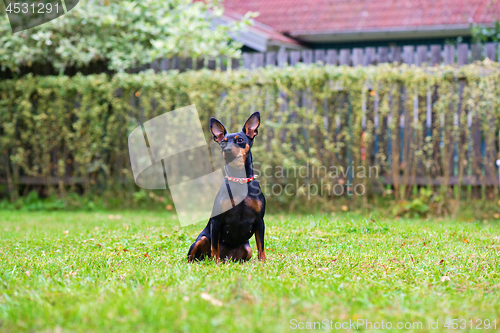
[444,45,455,65]
[185,58,193,71]
[196,58,204,70]
[403,46,414,65]
[378,47,389,64]
[161,59,170,71]
[172,57,181,70]
[151,59,160,73]
[207,59,216,70]
[314,49,325,64]
[374,91,379,158]
[265,52,276,67]
[231,58,240,70]
[457,44,469,66]
[243,53,252,69]
[365,47,376,66]
[277,50,288,68]
[485,43,497,61]
[302,50,313,64]
[430,45,442,65]
[416,45,428,66]
[326,49,338,65]
[471,44,483,62]
[219,56,227,71]
[352,48,363,66]
[339,49,350,65]
[390,46,402,63]
[290,51,301,65]
[253,53,264,68]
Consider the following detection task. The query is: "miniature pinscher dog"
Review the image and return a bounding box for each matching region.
[187,112,266,262]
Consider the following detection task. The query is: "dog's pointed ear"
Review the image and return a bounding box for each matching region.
[210,117,227,143]
[242,112,260,139]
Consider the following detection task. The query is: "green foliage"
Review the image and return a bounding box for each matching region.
[471,21,500,43]
[391,187,444,218]
[0,189,174,211]
[0,0,250,74]
[0,211,499,331]
[1,62,500,213]
[0,190,64,210]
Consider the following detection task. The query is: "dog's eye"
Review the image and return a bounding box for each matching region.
[220,141,226,147]
[237,138,244,143]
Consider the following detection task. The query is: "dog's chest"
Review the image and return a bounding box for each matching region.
[219,200,259,246]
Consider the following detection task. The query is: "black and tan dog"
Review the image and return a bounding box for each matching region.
[187,112,266,262]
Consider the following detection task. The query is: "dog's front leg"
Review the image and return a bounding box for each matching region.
[210,217,221,262]
[255,218,266,262]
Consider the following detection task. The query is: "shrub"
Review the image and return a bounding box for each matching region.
[0,0,250,75]
[1,62,499,212]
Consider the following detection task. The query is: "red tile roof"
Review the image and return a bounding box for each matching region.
[223,0,500,36]
[223,10,302,45]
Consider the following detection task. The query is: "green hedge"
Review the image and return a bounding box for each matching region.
[1,62,500,210]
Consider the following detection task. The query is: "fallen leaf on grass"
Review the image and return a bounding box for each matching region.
[25,270,30,277]
[65,270,77,278]
[441,276,450,282]
[463,239,469,244]
[200,292,223,307]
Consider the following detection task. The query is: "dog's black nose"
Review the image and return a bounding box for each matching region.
[224,148,232,154]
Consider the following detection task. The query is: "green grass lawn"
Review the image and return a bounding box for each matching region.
[0,210,499,332]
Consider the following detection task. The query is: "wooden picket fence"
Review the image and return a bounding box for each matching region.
[136,43,499,73]
[2,43,500,201]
